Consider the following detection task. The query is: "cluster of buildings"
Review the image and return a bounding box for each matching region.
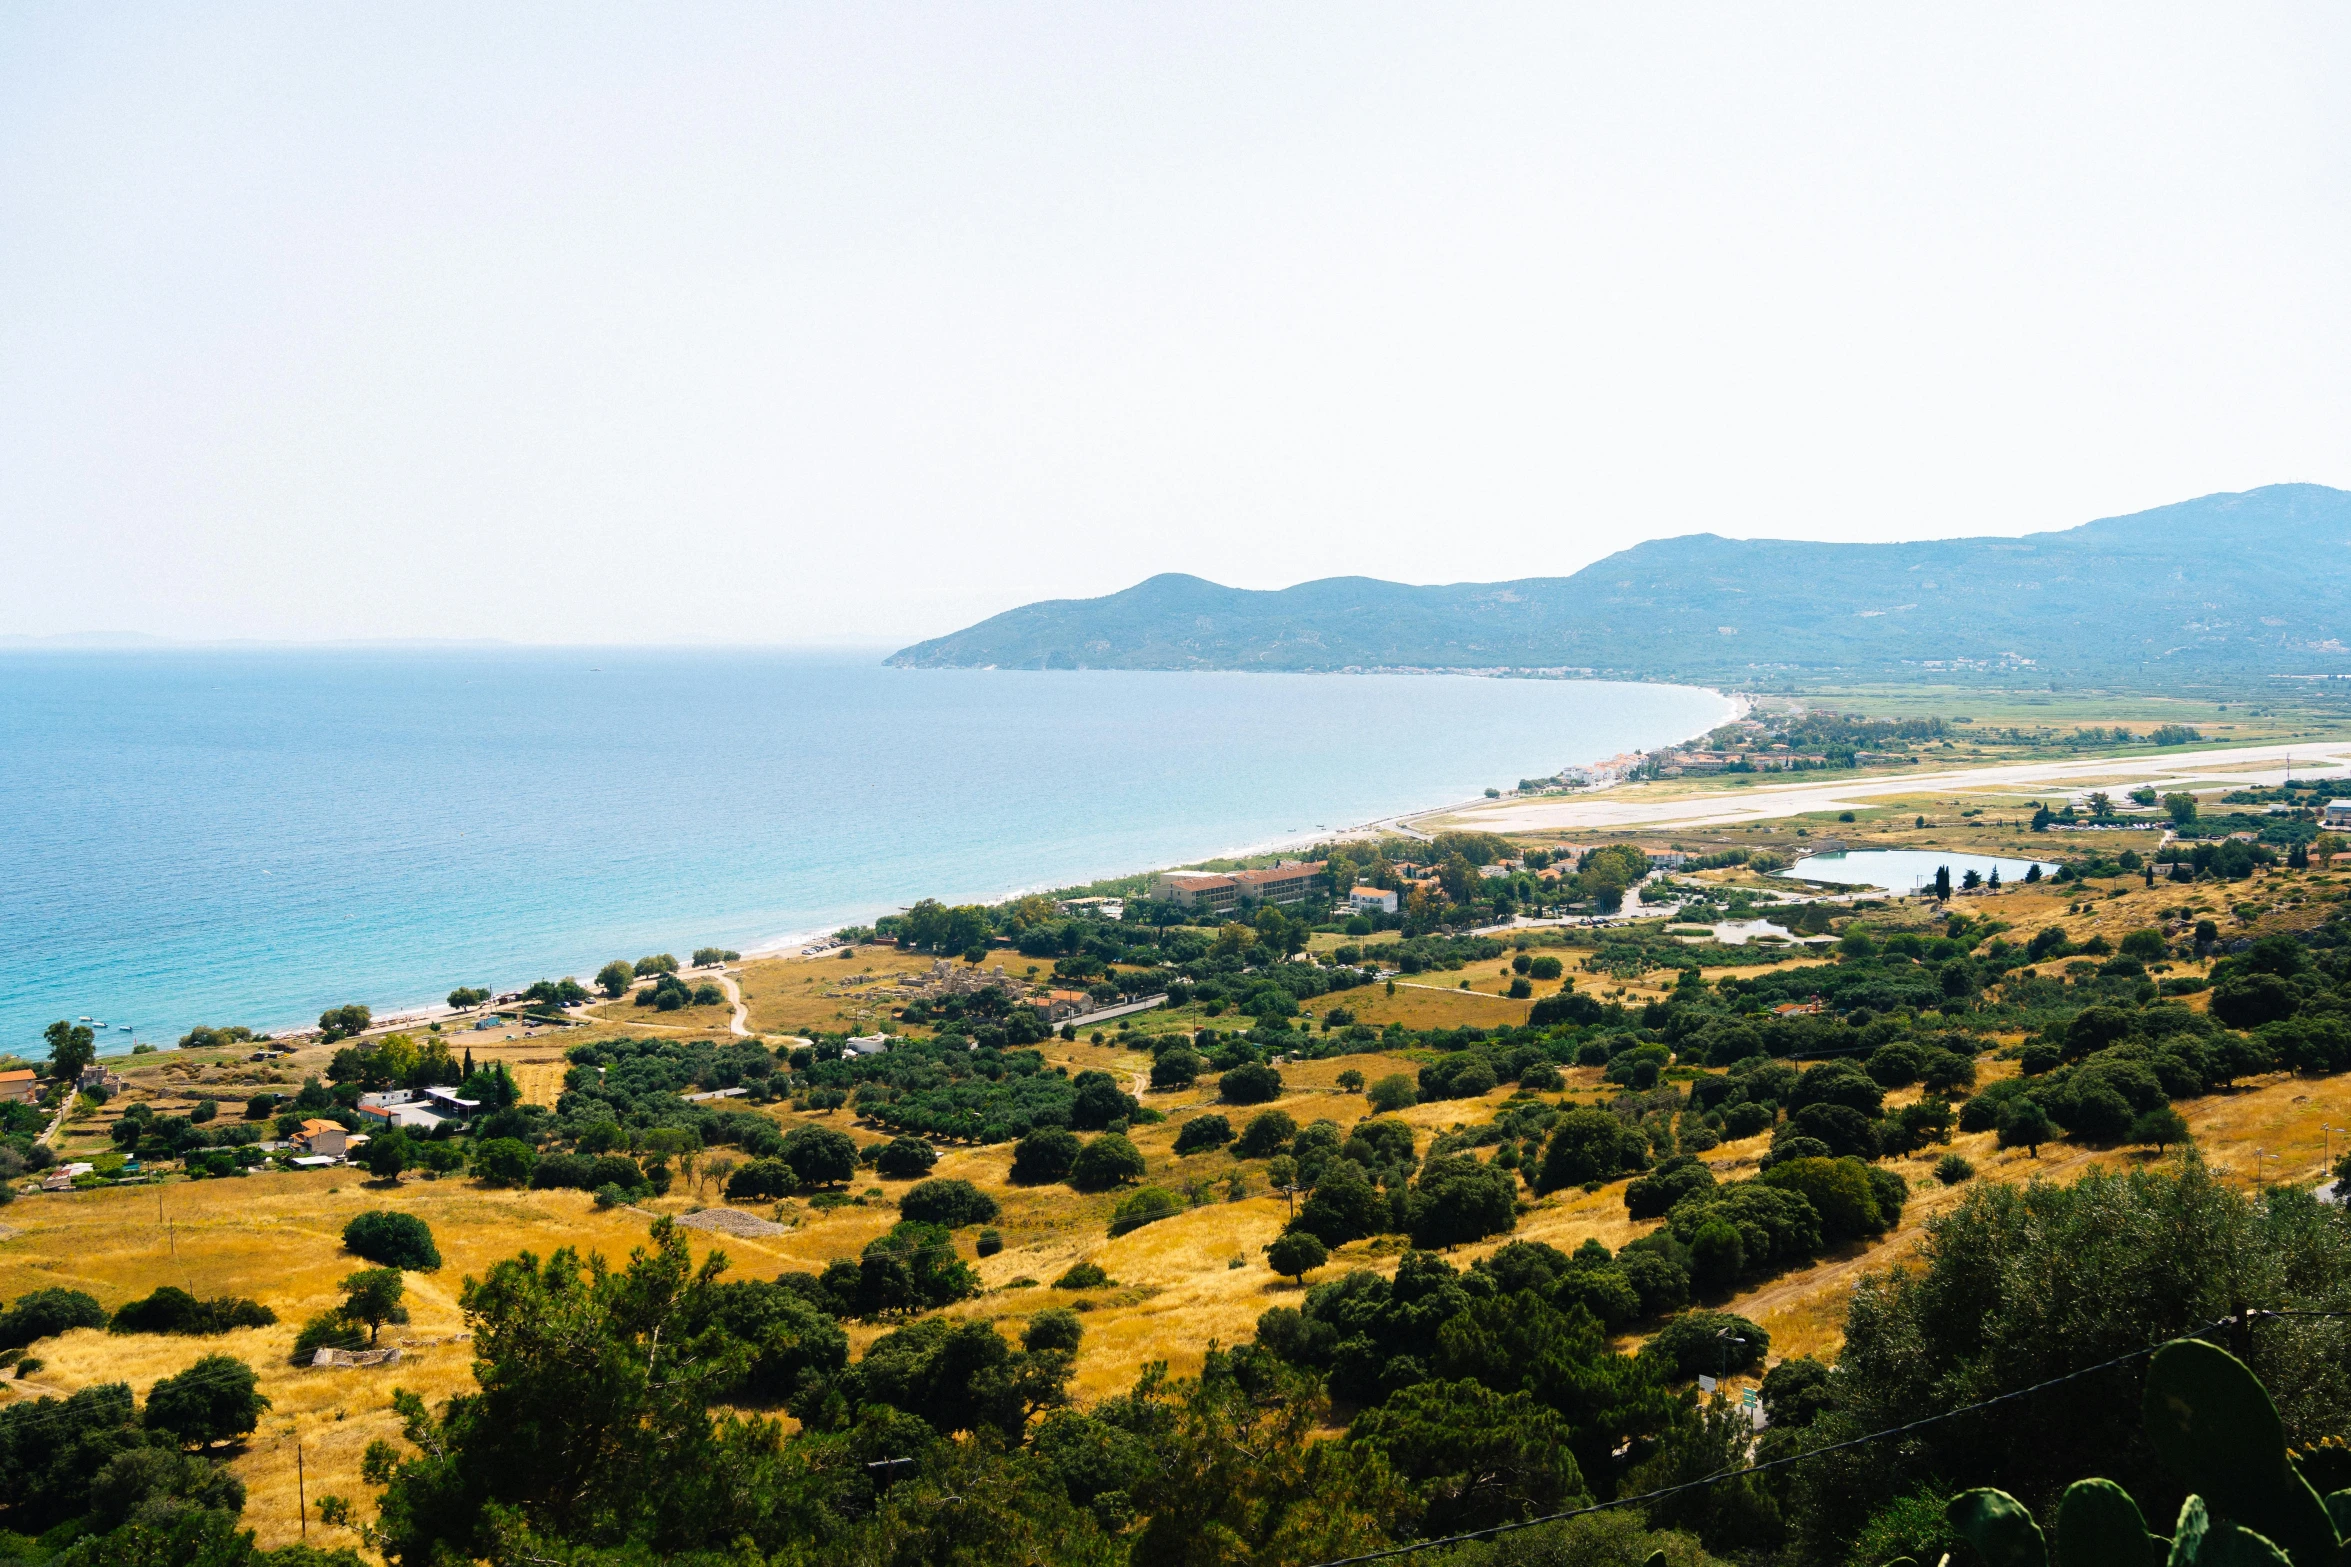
[356,1084,481,1133]
[275,1084,485,1168]
[0,1060,129,1106]
[1148,861,1328,912]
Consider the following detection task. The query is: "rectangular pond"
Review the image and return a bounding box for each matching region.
[1786,848,2061,892]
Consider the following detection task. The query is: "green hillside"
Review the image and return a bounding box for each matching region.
[888,483,2351,683]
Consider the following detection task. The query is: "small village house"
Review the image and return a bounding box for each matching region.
[293,1118,350,1158]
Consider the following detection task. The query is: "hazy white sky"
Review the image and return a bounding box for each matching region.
[4,5,2347,646]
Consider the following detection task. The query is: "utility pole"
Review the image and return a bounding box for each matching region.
[297,1442,306,1538]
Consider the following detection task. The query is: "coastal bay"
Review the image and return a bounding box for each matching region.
[0,650,1731,1053]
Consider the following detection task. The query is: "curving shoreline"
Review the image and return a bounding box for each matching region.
[82,681,1741,1054]
[22,667,1749,1061]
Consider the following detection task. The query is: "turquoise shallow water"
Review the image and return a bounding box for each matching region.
[0,650,1731,1054]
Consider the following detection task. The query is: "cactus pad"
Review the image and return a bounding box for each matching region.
[1950,1488,2050,1567]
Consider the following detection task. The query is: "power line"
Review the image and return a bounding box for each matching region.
[1306,1313,2289,1567]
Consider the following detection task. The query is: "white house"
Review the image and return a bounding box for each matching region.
[359,1100,447,1132]
[845,1034,892,1056]
[1349,885,1399,915]
[2326,800,2351,829]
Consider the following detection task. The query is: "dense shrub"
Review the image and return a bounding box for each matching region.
[1149,1049,1202,1090]
[1407,1156,1519,1249]
[1865,1041,1923,1088]
[1173,1114,1233,1155]
[1024,1308,1083,1355]
[899,1177,1000,1228]
[873,1136,939,1180]
[1290,1159,1388,1246]
[531,1152,597,1190]
[0,1288,107,1350]
[588,1153,647,1192]
[1638,1310,1768,1380]
[471,1138,537,1187]
[109,1288,276,1337]
[1784,1102,1879,1160]
[726,1158,799,1201]
[1665,1182,1824,1287]
[780,1125,859,1187]
[342,1210,441,1271]
[1790,1060,1883,1118]
[848,1222,981,1318]
[1625,1155,1716,1220]
[686,1279,849,1405]
[1758,1156,1902,1246]
[1069,1070,1139,1130]
[1264,1231,1327,1282]
[1054,1261,1111,1290]
[144,1354,269,1448]
[1011,1126,1082,1184]
[1218,1063,1284,1105]
[1068,1133,1147,1191]
[1108,1186,1185,1236]
[1235,1109,1298,1158]
[1537,1109,1648,1192]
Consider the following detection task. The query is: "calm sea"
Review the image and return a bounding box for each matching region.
[0,650,1731,1055]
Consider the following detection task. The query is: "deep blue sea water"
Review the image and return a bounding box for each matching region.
[0,651,1731,1055]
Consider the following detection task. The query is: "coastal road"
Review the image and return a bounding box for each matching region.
[1417,738,2351,835]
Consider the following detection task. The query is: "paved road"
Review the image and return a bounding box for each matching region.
[1422,738,2351,834]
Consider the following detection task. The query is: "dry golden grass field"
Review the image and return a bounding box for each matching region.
[10,831,2348,1550]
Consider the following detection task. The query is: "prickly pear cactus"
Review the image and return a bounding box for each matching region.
[1929,1345,2344,1567]
[1949,1488,2049,1567]
[2058,1479,2159,1567]
[2142,1340,2339,1567]
[2172,1494,2293,1567]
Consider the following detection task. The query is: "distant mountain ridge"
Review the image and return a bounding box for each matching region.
[887,484,2351,682]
